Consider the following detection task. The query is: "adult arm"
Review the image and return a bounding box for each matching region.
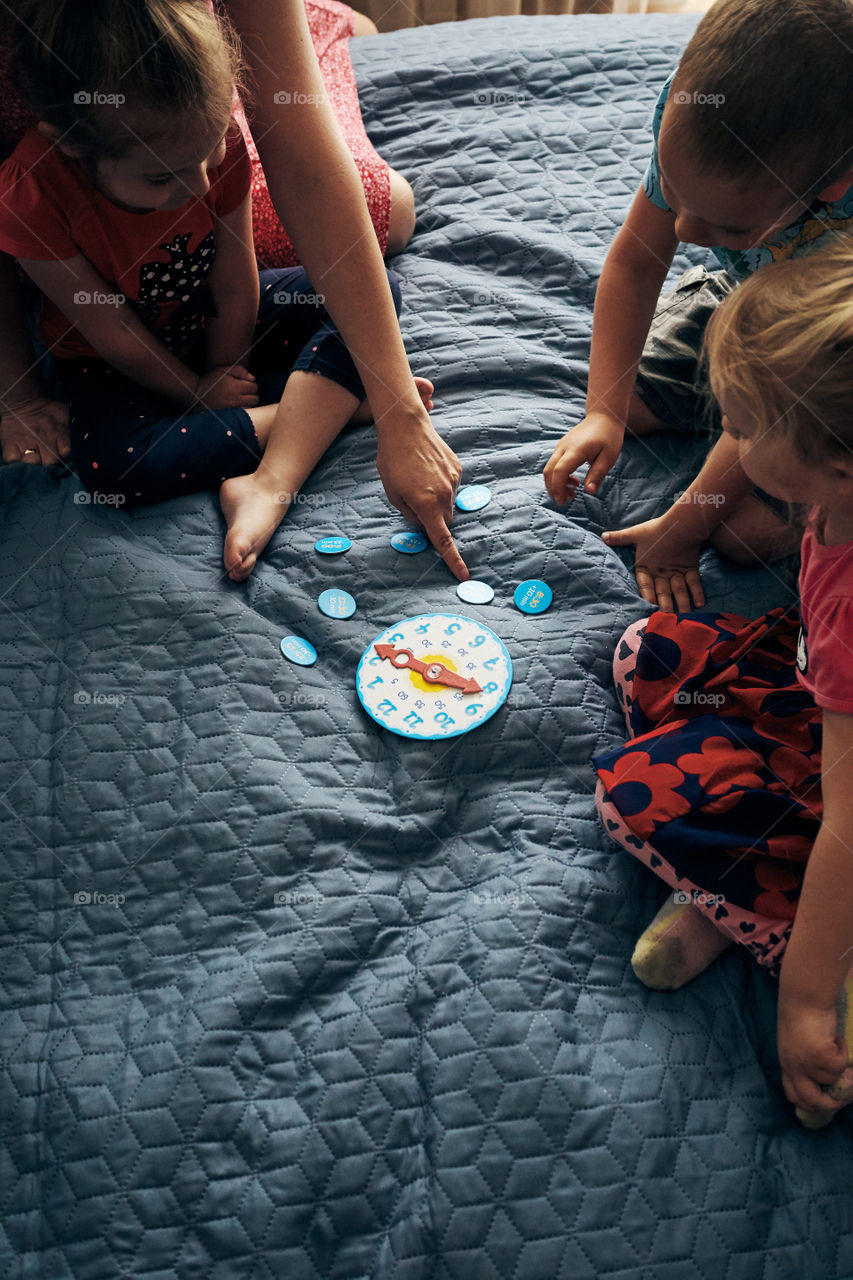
[221,0,467,579]
[0,252,71,464]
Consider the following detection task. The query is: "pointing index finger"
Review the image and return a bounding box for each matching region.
[424,512,469,582]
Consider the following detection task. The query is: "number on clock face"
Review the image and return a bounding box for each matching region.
[356,613,513,739]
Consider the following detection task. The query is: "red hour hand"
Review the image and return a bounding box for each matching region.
[374,644,482,695]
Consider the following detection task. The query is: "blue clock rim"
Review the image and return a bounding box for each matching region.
[355,611,513,740]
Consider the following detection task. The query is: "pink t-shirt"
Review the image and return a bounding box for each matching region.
[796,508,853,714]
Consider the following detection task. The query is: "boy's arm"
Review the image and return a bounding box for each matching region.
[777,708,853,1117]
[204,193,260,371]
[601,430,753,610]
[18,255,257,410]
[0,253,71,464]
[544,184,678,503]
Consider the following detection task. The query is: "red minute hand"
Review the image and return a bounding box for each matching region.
[374,644,482,695]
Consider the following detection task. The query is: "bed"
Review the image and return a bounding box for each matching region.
[3,13,852,1278]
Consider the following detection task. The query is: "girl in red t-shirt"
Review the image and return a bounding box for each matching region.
[594,234,853,1127]
[0,0,431,580]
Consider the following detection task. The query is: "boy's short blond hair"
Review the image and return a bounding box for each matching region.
[705,233,853,462]
[671,0,853,196]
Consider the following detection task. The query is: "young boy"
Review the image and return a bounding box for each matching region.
[544,0,853,609]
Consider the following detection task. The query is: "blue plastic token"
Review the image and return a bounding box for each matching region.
[315,535,352,555]
[514,579,552,615]
[318,588,357,619]
[390,530,428,554]
[456,579,495,605]
[455,484,492,512]
[280,635,318,666]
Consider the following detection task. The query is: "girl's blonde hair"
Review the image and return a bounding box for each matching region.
[704,234,853,463]
[10,0,242,160]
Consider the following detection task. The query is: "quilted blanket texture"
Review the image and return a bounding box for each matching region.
[2,14,851,1279]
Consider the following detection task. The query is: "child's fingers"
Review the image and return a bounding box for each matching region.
[584,445,619,495]
[601,525,639,547]
[670,572,693,613]
[633,566,659,607]
[685,569,705,609]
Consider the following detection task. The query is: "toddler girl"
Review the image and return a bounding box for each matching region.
[0,0,431,580]
[594,234,853,1127]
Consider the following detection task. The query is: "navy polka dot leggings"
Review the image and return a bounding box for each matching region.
[61,267,401,506]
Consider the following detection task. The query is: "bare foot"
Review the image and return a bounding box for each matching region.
[219,471,291,582]
[348,375,434,426]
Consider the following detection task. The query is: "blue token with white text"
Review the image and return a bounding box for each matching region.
[514,579,552,614]
[455,485,491,512]
[318,588,357,619]
[456,579,495,605]
[390,530,428,554]
[315,535,352,555]
[280,635,318,666]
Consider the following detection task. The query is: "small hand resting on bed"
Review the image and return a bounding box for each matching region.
[601,513,706,612]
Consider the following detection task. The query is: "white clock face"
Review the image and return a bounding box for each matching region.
[356,613,513,739]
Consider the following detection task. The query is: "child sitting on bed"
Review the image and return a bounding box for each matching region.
[594,234,853,1129]
[0,0,431,582]
[544,0,853,611]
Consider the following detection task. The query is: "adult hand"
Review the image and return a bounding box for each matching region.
[0,394,72,465]
[544,411,624,505]
[196,365,259,411]
[602,515,706,612]
[376,407,468,581]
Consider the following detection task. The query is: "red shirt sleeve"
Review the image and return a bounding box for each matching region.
[210,121,252,218]
[799,596,853,714]
[0,131,80,260]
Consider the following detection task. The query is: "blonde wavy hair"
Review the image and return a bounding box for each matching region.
[11,0,243,160]
[704,234,853,464]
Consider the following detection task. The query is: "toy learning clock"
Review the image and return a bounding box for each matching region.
[356,612,513,739]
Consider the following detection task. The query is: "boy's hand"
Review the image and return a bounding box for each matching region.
[601,515,706,612]
[195,365,259,411]
[778,996,848,1120]
[544,411,624,504]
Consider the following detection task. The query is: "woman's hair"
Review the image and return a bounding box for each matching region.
[704,234,853,464]
[10,0,242,161]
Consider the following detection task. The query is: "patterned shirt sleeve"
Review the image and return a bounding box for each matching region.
[642,72,675,212]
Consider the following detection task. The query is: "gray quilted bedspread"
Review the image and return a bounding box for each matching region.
[3,14,851,1279]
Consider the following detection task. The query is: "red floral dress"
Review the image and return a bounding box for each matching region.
[594,607,823,976]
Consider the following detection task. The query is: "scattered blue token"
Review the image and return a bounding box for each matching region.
[280,635,318,666]
[455,484,492,512]
[315,535,352,555]
[456,579,495,605]
[514,579,552,615]
[318,588,357,619]
[390,530,428,554]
